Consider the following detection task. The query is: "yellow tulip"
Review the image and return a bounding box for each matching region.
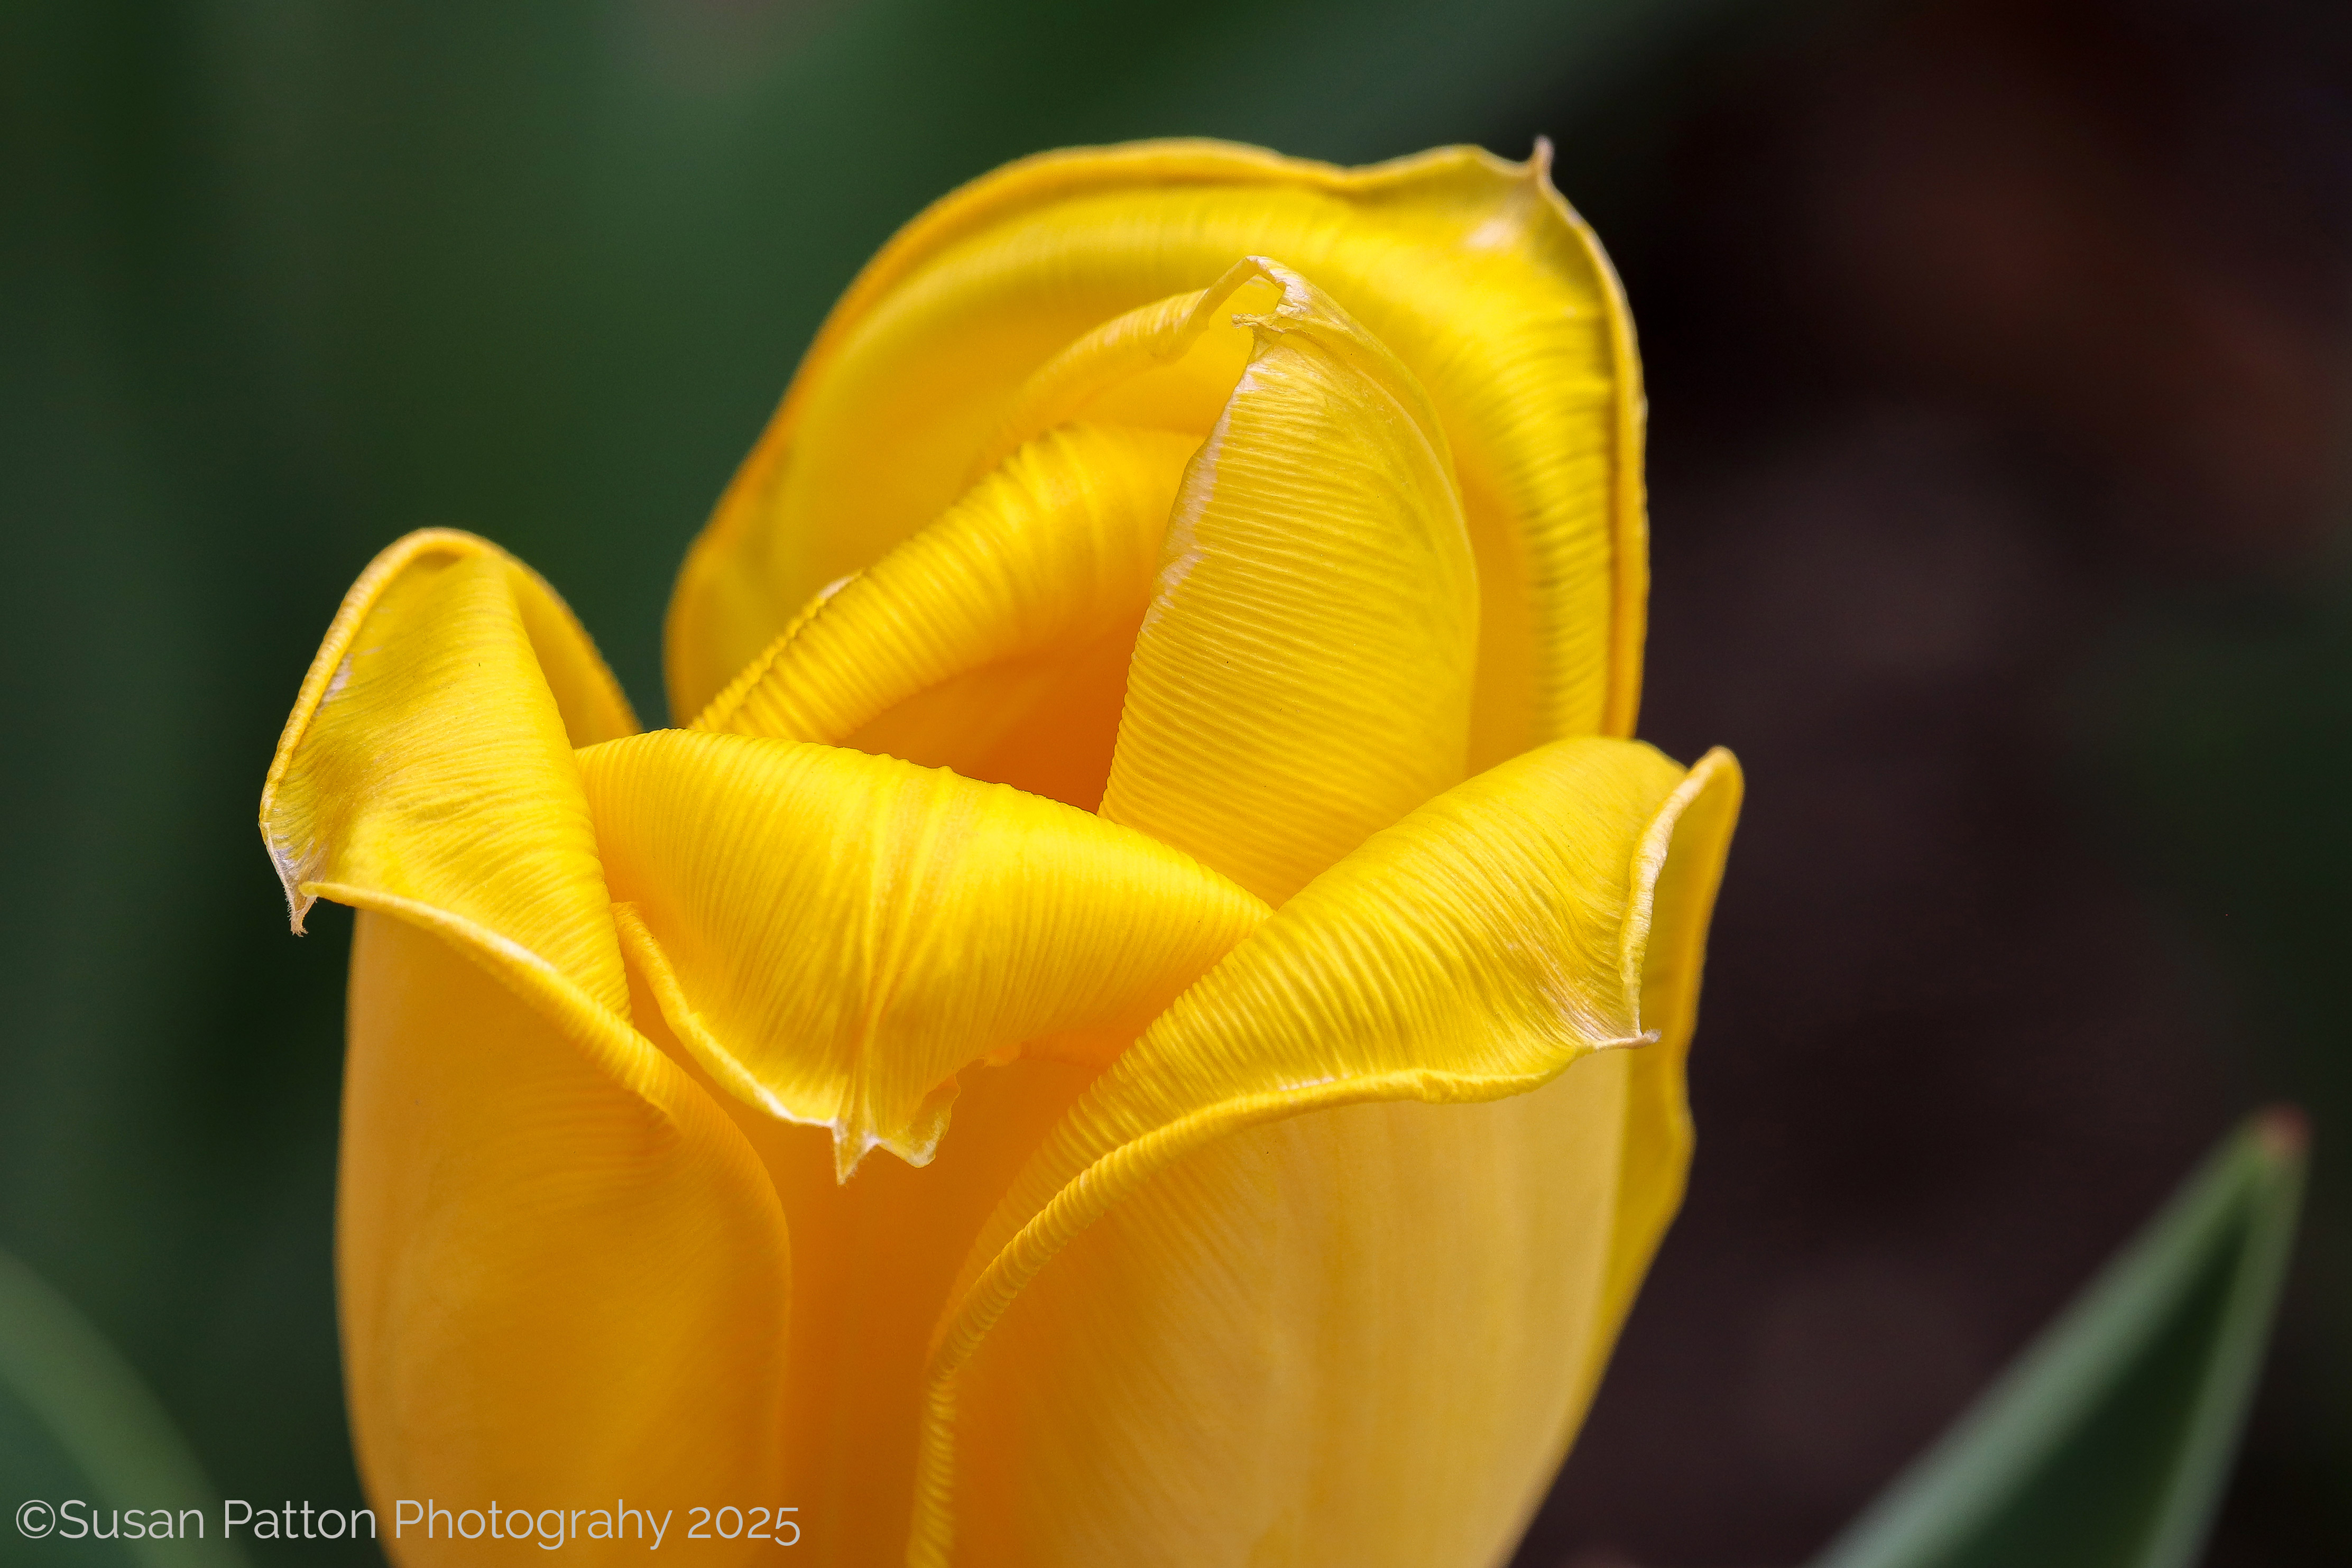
[260,140,1741,1567]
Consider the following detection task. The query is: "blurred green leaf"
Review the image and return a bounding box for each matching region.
[0,1247,247,1568]
[1811,1110,2307,1568]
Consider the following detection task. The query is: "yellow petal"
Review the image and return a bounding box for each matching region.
[967,266,1282,477]
[1097,260,1476,904]
[667,141,1643,762]
[572,729,1270,1178]
[268,532,790,1555]
[694,422,1196,809]
[343,909,792,1563]
[259,528,637,1014]
[910,739,1741,1568]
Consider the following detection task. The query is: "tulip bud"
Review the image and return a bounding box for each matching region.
[262,139,1740,1567]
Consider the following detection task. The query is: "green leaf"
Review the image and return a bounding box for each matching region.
[0,1246,248,1568]
[1811,1110,2307,1568]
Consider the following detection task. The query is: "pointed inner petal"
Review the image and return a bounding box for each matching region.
[575,730,1269,1178]
[1099,261,1478,906]
[968,265,1283,479]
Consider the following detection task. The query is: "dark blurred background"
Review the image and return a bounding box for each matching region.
[3,1,2348,1563]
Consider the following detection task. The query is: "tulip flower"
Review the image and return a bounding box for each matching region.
[260,140,1741,1567]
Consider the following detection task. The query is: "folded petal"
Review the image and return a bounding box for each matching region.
[268,535,794,1553]
[573,730,1270,1179]
[910,739,1741,1568]
[667,142,1643,760]
[694,423,1196,808]
[260,528,637,1013]
[1097,260,1477,903]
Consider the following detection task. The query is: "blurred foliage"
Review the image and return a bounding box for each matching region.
[2075,559,2352,1549]
[1813,1113,2305,1568]
[0,1246,247,1568]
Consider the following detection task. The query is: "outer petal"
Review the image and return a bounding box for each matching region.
[575,729,1269,1178]
[911,740,1741,1568]
[667,141,1643,760]
[261,532,793,1556]
[343,911,791,1562]
[1097,261,1476,904]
